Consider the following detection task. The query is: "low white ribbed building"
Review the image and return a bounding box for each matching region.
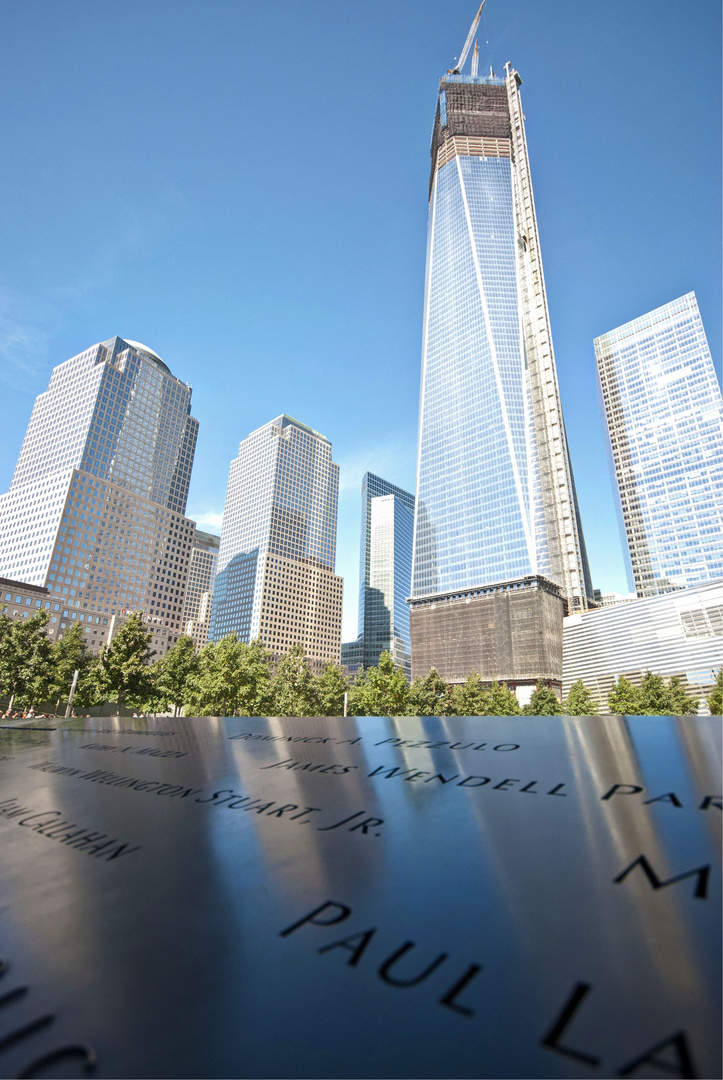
[563,580,722,713]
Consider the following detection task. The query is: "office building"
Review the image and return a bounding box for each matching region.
[340,637,364,677]
[0,337,199,654]
[0,575,112,649]
[592,589,638,609]
[409,52,593,687]
[182,530,220,650]
[209,414,342,669]
[563,580,722,714]
[595,293,723,598]
[343,472,415,677]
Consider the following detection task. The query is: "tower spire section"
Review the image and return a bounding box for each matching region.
[504,67,593,611]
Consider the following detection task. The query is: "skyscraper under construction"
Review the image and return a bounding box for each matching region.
[409,22,593,693]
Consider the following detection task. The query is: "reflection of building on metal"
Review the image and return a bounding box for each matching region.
[595,293,723,599]
[563,580,722,713]
[410,575,564,699]
[344,473,415,679]
[0,337,199,658]
[410,48,593,688]
[210,415,342,671]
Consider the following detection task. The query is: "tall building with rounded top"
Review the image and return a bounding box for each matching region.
[0,336,199,653]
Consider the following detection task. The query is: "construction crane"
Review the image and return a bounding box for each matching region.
[449,3,485,74]
[471,39,480,77]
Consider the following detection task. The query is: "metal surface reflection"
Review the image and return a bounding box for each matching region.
[0,715,719,1079]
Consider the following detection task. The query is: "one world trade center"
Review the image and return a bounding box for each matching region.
[409,23,593,692]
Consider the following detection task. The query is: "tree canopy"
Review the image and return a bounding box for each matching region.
[1,610,708,719]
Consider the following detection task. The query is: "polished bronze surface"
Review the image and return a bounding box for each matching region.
[0,715,720,1079]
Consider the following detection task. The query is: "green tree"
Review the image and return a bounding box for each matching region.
[563,679,599,715]
[0,610,55,714]
[73,654,103,711]
[666,676,699,716]
[49,622,93,715]
[314,662,350,717]
[406,668,451,716]
[707,669,722,716]
[484,681,522,716]
[185,636,273,716]
[448,671,498,716]
[348,652,409,716]
[608,675,644,715]
[154,635,198,715]
[270,644,321,716]
[522,681,564,715]
[638,671,671,714]
[94,611,154,711]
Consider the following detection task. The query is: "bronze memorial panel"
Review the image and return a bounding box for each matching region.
[0,714,720,1078]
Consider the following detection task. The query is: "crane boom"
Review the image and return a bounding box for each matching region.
[454,3,485,73]
[470,39,480,77]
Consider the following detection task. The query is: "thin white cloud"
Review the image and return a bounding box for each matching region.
[0,189,193,392]
[0,292,55,389]
[189,510,224,532]
[337,436,417,497]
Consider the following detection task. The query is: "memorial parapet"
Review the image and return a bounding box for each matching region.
[0,714,720,1079]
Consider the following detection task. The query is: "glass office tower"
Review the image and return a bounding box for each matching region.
[209,414,342,668]
[0,336,199,653]
[595,293,723,598]
[352,472,415,677]
[409,62,593,687]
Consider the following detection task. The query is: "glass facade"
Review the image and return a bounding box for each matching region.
[368,495,414,678]
[414,152,541,595]
[595,293,723,597]
[350,472,415,676]
[209,415,342,667]
[411,70,592,611]
[0,337,199,651]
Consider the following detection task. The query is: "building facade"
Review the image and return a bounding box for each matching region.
[0,337,199,655]
[345,472,415,677]
[209,415,342,668]
[409,59,592,686]
[563,580,722,713]
[1,575,112,649]
[340,637,364,677]
[594,293,723,598]
[182,531,220,650]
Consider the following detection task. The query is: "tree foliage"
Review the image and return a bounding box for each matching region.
[563,679,599,715]
[522,682,564,715]
[0,610,54,712]
[707,669,722,716]
[608,671,699,715]
[94,611,154,709]
[154,635,198,715]
[315,661,350,717]
[407,668,451,716]
[184,636,273,716]
[49,622,96,712]
[348,652,410,717]
[270,644,321,717]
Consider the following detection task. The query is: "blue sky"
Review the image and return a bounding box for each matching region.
[0,0,720,640]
